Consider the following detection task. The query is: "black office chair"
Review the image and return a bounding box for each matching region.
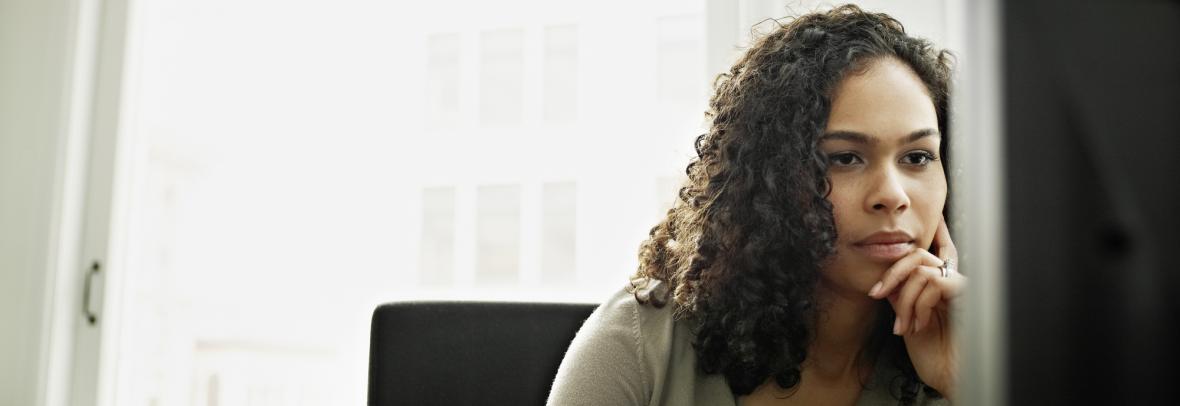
[368,301,598,406]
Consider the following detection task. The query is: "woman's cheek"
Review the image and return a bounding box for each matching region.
[920,194,948,249]
[826,191,854,238]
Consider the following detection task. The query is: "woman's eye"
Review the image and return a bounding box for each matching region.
[828,153,863,166]
[901,151,938,166]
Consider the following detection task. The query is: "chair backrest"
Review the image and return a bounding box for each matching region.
[368,301,597,406]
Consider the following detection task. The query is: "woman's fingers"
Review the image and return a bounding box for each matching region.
[933,216,958,261]
[892,266,929,332]
[913,282,944,333]
[869,248,942,299]
[888,265,939,335]
[904,269,967,335]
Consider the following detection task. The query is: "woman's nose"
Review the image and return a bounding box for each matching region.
[866,167,911,213]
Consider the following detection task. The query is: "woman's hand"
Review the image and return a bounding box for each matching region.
[867,217,965,399]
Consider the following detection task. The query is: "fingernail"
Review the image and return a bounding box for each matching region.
[892,318,901,335]
[869,281,883,297]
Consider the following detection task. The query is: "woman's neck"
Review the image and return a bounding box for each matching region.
[807,281,881,380]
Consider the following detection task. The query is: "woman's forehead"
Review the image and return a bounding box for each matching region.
[824,58,938,141]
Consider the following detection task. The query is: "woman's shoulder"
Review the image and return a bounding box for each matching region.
[575,280,679,349]
[547,279,683,405]
[604,277,675,315]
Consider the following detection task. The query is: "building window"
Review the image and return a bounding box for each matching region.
[543,25,578,124]
[427,33,462,128]
[476,184,521,284]
[541,181,577,284]
[479,29,525,126]
[419,187,456,285]
[656,15,704,123]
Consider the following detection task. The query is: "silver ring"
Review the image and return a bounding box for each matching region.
[939,258,956,278]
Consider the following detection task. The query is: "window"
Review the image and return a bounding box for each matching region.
[427,34,462,128]
[97,1,720,404]
[475,184,521,284]
[541,181,577,284]
[657,15,704,110]
[543,25,579,124]
[419,187,456,285]
[479,29,525,127]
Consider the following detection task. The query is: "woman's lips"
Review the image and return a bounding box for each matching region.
[852,241,914,262]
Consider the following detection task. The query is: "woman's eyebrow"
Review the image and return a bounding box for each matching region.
[821,128,940,145]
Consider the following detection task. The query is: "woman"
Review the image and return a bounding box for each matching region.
[548,5,963,405]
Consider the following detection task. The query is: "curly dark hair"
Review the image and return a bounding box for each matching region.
[627,4,953,403]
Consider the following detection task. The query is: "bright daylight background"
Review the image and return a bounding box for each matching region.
[103,0,957,404]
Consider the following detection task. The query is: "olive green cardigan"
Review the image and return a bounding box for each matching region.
[546,286,951,406]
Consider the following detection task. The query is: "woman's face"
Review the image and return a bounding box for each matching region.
[818,57,947,296]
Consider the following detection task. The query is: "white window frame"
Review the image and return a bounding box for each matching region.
[0,0,135,404]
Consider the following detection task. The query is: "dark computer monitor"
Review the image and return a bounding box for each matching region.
[1003,1,1180,403]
